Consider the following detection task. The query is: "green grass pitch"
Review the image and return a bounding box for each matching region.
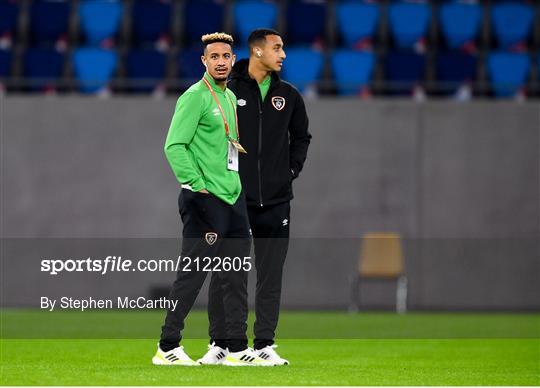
[1,310,539,385]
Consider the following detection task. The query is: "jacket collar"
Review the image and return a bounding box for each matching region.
[230,59,281,87]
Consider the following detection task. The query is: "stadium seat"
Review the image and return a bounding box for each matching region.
[336,1,379,48]
[184,0,225,45]
[0,49,12,78]
[177,47,205,83]
[487,52,530,98]
[29,0,71,45]
[73,48,118,93]
[0,1,18,44]
[331,50,374,95]
[233,1,278,44]
[350,233,407,313]
[436,51,477,94]
[491,2,533,49]
[23,48,64,91]
[439,1,482,49]
[79,0,123,46]
[132,0,172,45]
[388,2,431,49]
[125,49,166,92]
[281,47,323,93]
[286,0,327,45]
[384,51,426,94]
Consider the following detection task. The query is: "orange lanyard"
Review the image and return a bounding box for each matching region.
[202,77,239,140]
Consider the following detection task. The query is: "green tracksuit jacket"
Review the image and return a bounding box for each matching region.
[164,73,242,205]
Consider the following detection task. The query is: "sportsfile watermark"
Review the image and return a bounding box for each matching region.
[2,237,538,339]
[41,255,252,275]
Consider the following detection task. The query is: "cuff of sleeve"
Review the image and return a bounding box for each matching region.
[291,168,299,180]
[190,177,206,192]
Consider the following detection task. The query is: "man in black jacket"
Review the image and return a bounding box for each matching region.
[198,29,311,366]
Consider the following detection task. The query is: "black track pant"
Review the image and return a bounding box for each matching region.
[208,201,290,350]
[159,189,251,353]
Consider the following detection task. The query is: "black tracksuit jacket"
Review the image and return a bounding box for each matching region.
[228,59,312,207]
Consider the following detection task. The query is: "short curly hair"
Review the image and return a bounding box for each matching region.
[201,32,234,48]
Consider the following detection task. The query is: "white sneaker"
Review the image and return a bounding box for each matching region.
[222,347,274,367]
[152,345,199,366]
[255,344,289,365]
[197,342,229,365]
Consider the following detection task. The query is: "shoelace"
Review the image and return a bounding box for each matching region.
[208,342,227,350]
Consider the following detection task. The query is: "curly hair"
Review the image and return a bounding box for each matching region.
[201,32,234,47]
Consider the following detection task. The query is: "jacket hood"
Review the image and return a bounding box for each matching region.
[230,58,281,83]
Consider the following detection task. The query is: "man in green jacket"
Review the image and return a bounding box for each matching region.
[152,33,271,367]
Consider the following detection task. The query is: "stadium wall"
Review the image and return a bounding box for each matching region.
[2,97,539,310]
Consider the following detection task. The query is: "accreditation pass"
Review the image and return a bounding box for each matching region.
[228,140,239,171]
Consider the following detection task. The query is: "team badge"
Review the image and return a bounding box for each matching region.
[205,232,218,245]
[271,96,286,111]
[238,99,247,106]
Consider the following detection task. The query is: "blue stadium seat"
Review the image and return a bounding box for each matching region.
[281,47,323,92]
[132,0,171,45]
[125,49,166,92]
[0,49,12,78]
[73,48,118,93]
[23,48,64,90]
[79,0,123,46]
[487,52,530,98]
[336,1,379,48]
[384,51,426,94]
[0,1,18,40]
[491,2,533,49]
[233,1,277,44]
[177,47,205,83]
[388,2,431,49]
[332,50,375,95]
[436,51,477,94]
[30,0,71,44]
[287,1,326,45]
[439,1,481,49]
[184,0,225,45]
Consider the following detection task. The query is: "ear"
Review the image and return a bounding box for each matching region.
[200,55,207,68]
[232,54,236,66]
[252,46,262,58]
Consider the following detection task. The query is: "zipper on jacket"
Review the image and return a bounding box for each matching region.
[256,93,264,207]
